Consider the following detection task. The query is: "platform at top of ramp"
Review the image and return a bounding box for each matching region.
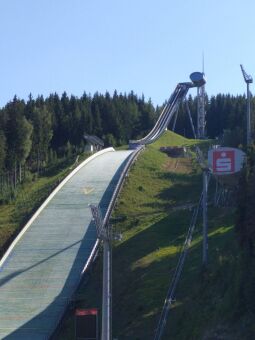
[0,149,133,339]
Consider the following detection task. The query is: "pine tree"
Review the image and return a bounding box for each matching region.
[5,97,33,185]
[30,106,53,172]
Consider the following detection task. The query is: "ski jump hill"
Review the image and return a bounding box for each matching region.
[0,72,205,339]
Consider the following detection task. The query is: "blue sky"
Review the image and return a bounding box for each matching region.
[0,0,254,107]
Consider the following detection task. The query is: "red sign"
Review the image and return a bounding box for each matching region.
[75,308,98,316]
[75,308,98,339]
[212,150,235,173]
[208,147,246,175]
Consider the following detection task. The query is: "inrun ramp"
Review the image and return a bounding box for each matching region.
[0,149,133,339]
[129,71,205,148]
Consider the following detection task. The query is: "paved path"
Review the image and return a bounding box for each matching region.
[0,149,133,339]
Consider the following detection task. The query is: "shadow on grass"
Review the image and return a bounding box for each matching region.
[111,210,192,339]
[142,171,202,213]
[110,211,237,340]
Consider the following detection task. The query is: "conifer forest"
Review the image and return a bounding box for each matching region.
[0,91,251,197]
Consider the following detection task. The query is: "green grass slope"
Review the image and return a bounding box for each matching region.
[56,131,248,339]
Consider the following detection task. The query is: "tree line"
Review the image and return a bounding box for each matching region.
[0,90,253,195]
[172,93,254,146]
[0,91,157,193]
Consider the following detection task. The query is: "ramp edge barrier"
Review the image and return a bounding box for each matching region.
[0,147,115,269]
[51,146,145,338]
[102,146,145,229]
[81,146,145,276]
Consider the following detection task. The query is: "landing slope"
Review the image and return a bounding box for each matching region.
[0,149,133,339]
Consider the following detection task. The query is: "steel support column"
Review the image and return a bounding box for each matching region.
[101,236,111,340]
[247,82,252,146]
[202,170,208,266]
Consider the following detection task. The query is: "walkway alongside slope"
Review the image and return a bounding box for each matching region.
[0,149,133,339]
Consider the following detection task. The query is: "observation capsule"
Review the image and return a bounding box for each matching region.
[190,72,206,87]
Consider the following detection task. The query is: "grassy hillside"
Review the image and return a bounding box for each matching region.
[56,131,251,339]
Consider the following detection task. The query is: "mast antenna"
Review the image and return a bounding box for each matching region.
[202,52,205,74]
[240,64,253,145]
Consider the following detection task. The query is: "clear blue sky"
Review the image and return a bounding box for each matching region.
[0,0,254,107]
